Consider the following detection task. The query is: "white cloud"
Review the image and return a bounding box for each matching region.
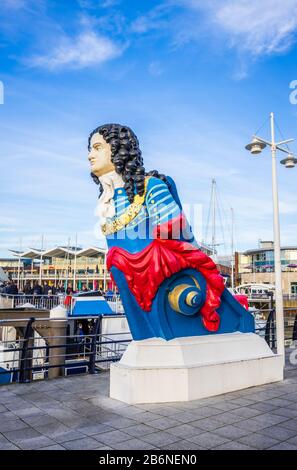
[0,228,16,233]
[148,61,164,76]
[133,1,297,60]
[29,31,124,70]
[101,0,121,7]
[78,0,120,8]
[2,0,46,11]
[131,4,169,34]
[131,16,154,34]
[2,0,26,8]
[184,0,297,56]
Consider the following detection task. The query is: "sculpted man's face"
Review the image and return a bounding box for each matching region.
[88,132,115,177]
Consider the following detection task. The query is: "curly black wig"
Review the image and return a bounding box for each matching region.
[88,123,168,203]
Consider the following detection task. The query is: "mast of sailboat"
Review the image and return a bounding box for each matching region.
[231,207,234,290]
[39,234,44,285]
[17,237,22,290]
[211,178,216,261]
[73,233,77,292]
[65,237,70,291]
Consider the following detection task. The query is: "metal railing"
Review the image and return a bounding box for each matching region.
[0,293,124,316]
[253,307,297,350]
[283,293,297,300]
[68,293,124,315]
[0,294,64,310]
[9,272,111,280]
[106,294,124,314]
[0,315,131,384]
[1,308,296,386]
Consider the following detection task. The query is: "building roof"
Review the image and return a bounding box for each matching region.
[9,248,44,259]
[7,246,107,260]
[243,246,297,255]
[43,247,77,258]
[77,247,106,257]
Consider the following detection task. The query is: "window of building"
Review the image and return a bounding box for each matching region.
[291,283,297,294]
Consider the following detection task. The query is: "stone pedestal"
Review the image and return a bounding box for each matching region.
[110,333,283,404]
[48,306,67,380]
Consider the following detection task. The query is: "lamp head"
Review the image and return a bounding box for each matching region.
[280,153,297,169]
[245,137,266,155]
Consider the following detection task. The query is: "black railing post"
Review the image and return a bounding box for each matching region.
[293,313,297,342]
[19,317,35,383]
[88,315,102,374]
[265,309,276,349]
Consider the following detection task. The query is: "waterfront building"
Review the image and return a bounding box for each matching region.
[235,240,297,297]
[0,243,230,292]
[0,246,111,292]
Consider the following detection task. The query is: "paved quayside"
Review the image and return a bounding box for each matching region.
[0,352,297,450]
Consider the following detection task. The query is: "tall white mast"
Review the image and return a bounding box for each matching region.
[39,234,44,285]
[73,233,77,292]
[17,237,22,290]
[65,237,70,290]
[211,178,216,261]
[231,207,234,289]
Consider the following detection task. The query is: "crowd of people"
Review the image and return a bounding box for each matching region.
[0,280,19,295]
[0,280,92,296]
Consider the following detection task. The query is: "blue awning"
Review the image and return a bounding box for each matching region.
[71,296,113,316]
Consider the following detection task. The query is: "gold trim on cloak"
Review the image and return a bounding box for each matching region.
[101,177,149,236]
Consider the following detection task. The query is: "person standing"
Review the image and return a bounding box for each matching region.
[5,281,18,295]
[75,322,85,357]
[33,281,43,295]
[23,282,33,295]
[43,282,50,295]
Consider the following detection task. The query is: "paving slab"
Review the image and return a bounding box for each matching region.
[214,441,256,450]
[140,431,180,447]
[145,417,182,430]
[163,424,199,439]
[280,419,297,431]
[111,438,157,450]
[213,424,251,439]
[93,430,134,445]
[2,427,42,443]
[159,440,206,450]
[62,436,100,450]
[257,425,297,441]
[18,436,56,450]
[39,444,66,450]
[102,416,138,429]
[190,417,225,431]
[187,431,231,449]
[125,424,160,438]
[269,441,297,450]
[0,419,29,433]
[238,433,280,449]
[76,423,115,436]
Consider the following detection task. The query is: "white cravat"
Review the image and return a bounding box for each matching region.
[95,170,125,224]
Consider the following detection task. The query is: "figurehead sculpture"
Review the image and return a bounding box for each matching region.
[88,123,255,341]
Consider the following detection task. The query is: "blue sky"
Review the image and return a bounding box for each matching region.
[1,0,297,257]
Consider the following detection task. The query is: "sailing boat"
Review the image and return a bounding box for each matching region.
[203,178,234,285]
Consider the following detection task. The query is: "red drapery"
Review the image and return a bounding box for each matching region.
[107,214,225,331]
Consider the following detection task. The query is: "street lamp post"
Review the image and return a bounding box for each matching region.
[245,112,296,364]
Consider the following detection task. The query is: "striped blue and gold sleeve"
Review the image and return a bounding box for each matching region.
[145,177,181,226]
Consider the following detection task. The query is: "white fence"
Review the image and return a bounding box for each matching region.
[0,294,64,310]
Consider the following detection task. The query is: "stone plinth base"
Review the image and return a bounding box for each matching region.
[110,333,283,404]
